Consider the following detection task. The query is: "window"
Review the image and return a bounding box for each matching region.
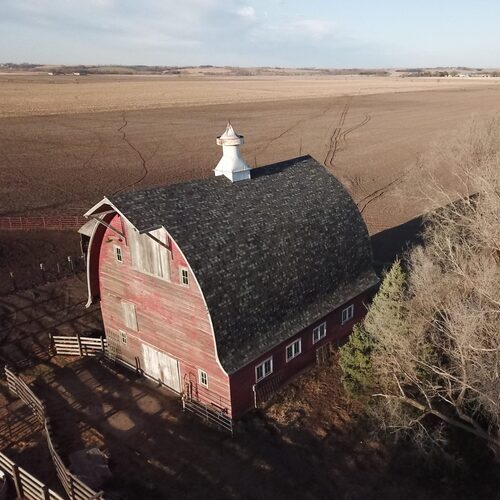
[342,304,354,324]
[286,339,302,362]
[313,322,327,344]
[114,245,123,263]
[128,226,170,280]
[119,330,127,345]
[255,357,273,382]
[180,268,189,286]
[198,369,208,388]
[121,300,138,331]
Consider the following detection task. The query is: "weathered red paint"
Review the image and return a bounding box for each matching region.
[97,214,231,414]
[92,213,375,421]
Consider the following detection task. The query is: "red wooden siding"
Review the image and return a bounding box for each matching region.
[97,214,232,415]
[229,290,374,419]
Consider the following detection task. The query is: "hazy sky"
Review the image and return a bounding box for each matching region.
[1,0,499,67]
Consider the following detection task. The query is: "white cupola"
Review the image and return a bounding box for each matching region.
[214,122,251,182]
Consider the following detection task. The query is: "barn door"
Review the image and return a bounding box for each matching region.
[157,351,181,392]
[141,344,181,392]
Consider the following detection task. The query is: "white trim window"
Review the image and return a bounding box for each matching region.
[312,322,327,344]
[119,330,127,345]
[114,245,123,263]
[255,357,273,382]
[198,369,209,388]
[286,339,302,362]
[180,267,189,286]
[342,304,355,324]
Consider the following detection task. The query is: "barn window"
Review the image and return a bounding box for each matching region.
[114,245,123,263]
[312,322,326,344]
[198,369,208,388]
[255,357,273,382]
[342,304,354,324]
[119,330,127,345]
[180,268,189,286]
[286,339,302,362]
[127,226,170,280]
[121,300,138,331]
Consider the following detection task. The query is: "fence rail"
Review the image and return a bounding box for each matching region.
[0,216,86,231]
[50,334,107,357]
[5,367,104,500]
[0,451,64,500]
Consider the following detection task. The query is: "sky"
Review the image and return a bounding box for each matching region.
[1,0,500,68]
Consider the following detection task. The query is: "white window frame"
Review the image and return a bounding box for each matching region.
[114,245,123,264]
[286,339,302,362]
[342,304,354,325]
[255,357,273,382]
[119,329,127,345]
[180,267,189,286]
[198,369,209,388]
[312,322,327,344]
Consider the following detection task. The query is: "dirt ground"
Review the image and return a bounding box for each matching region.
[1,77,500,241]
[1,355,498,500]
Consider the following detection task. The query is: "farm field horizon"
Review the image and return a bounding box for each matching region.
[2,75,500,237]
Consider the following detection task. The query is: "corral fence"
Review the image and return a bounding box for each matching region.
[0,451,64,500]
[0,216,87,231]
[49,334,108,358]
[49,334,234,434]
[4,367,104,500]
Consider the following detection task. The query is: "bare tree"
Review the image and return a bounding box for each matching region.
[344,118,500,454]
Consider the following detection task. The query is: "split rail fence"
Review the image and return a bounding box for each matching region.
[4,367,104,500]
[0,216,86,231]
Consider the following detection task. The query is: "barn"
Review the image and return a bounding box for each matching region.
[82,123,378,427]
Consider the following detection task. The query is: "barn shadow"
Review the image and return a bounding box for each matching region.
[370,215,424,275]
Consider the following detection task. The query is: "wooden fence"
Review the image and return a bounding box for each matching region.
[0,216,86,231]
[5,367,104,500]
[0,451,64,500]
[49,335,107,357]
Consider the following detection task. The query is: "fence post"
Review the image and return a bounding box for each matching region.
[48,332,55,356]
[12,463,23,499]
[42,484,50,500]
[76,334,83,356]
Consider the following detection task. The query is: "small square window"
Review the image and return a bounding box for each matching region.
[342,304,354,324]
[114,245,123,263]
[255,357,273,382]
[313,322,327,344]
[198,369,208,388]
[119,330,127,345]
[286,339,302,362]
[180,268,189,286]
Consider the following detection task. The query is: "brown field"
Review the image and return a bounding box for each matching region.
[2,75,500,497]
[2,74,500,274]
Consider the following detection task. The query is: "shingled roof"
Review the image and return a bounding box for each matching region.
[111,155,378,373]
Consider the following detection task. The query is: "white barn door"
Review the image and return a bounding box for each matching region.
[141,344,181,393]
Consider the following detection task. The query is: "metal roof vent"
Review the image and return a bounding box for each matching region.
[214,122,251,182]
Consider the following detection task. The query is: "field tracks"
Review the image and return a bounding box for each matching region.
[112,114,150,195]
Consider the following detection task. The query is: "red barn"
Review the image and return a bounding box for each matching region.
[82,124,378,427]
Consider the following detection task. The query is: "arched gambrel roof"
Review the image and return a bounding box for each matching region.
[105,155,378,373]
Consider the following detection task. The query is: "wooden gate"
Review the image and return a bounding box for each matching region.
[141,344,181,392]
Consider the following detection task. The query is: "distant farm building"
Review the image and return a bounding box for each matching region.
[81,124,378,423]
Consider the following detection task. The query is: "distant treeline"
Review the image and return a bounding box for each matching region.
[0,62,391,77]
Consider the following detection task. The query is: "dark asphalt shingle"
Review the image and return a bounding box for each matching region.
[111,155,378,373]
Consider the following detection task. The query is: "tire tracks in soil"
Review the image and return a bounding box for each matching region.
[112,114,150,196]
[256,99,340,159]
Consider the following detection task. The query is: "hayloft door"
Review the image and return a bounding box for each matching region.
[141,344,181,393]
